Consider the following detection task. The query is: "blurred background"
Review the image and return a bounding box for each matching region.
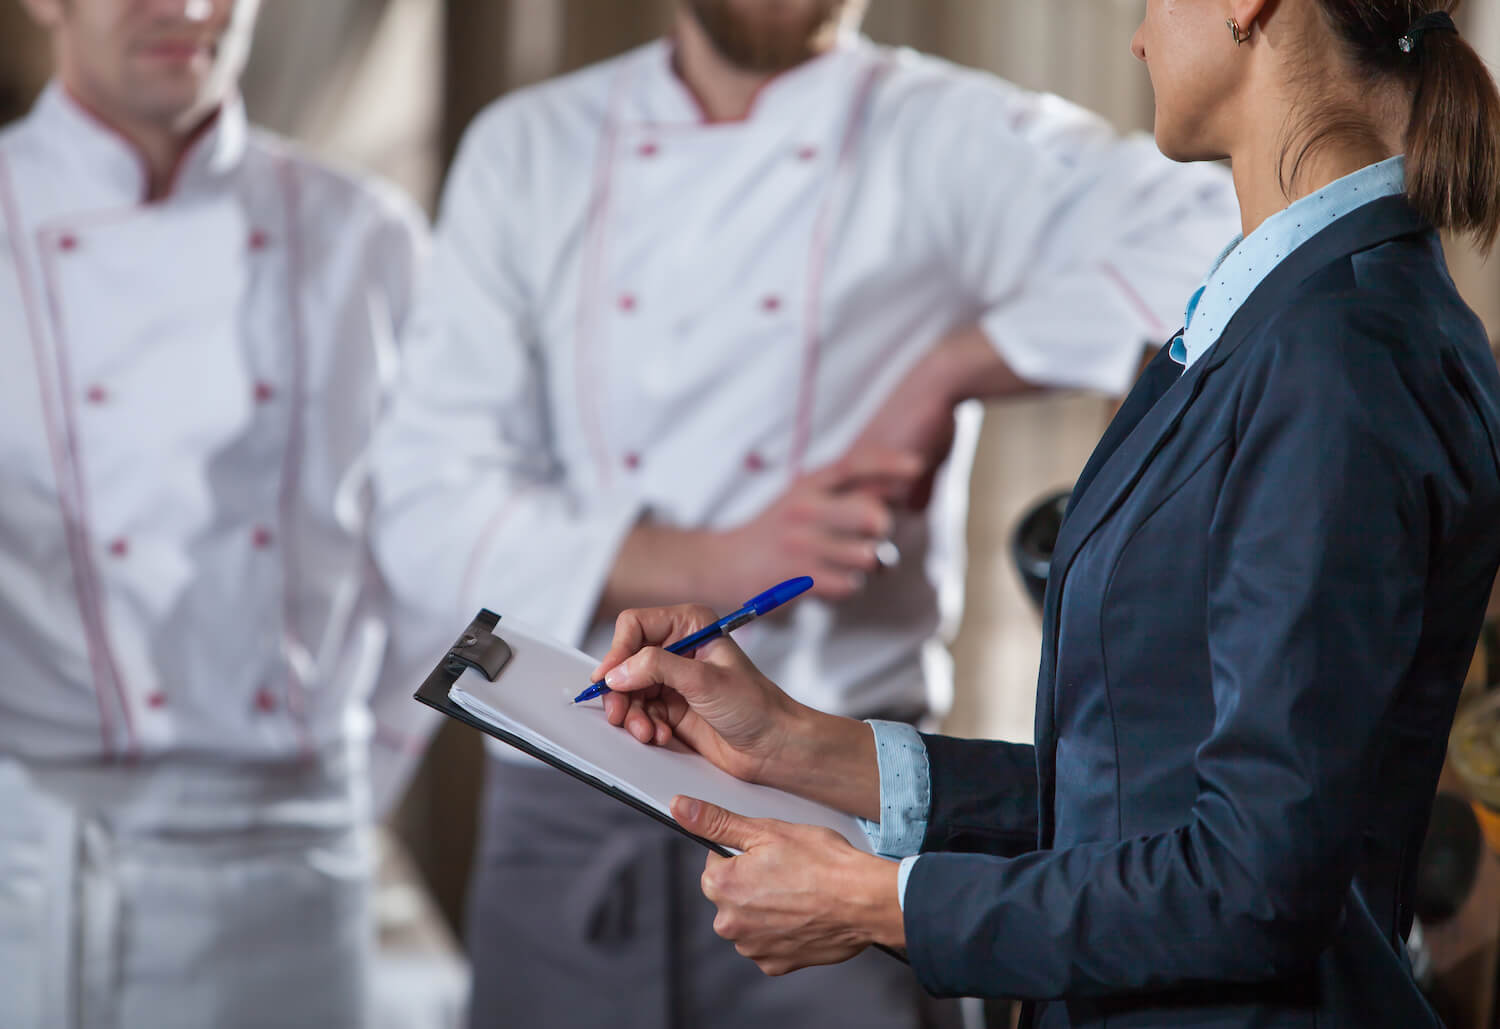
[4,2,1499,1026]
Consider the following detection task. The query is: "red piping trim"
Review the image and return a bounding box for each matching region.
[275,158,314,755]
[664,38,851,126]
[787,60,890,474]
[59,84,224,205]
[0,153,119,752]
[158,107,223,202]
[573,65,633,488]
[38,235,140,755]
[29,218,141,756]
[1100,261,1170,342]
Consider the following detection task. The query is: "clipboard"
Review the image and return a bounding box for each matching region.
[414,609,737,855]
[415,609,909,964]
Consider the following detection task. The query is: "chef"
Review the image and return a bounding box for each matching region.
[0,0,431,1026]
[371,0,1240,1026]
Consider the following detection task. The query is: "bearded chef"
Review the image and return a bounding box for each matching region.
[371,1,1240,1026]
[0,1,433,1026]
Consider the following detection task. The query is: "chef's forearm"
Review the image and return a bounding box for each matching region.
[929,324,1038,403]
[595,519,734,620]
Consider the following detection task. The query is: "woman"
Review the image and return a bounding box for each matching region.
[593,0,1500,1024]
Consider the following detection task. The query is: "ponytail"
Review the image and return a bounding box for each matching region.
[1403,4,1500,251]
[1314,0,1500,251]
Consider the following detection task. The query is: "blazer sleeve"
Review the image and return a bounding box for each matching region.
[919,733,1039,857]
[904,300,1433,999]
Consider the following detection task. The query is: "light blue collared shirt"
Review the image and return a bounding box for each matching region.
[857,721,931,907]
[1169,156,1407,368]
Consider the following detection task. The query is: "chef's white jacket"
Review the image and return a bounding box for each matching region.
[372,36,1240,722]
[0,83,431,778]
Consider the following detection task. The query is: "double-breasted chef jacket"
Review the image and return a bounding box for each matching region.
[0,83,429,766]
[371,35,1242,724]
[0,83,431,1029]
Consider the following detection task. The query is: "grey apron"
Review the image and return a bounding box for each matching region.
[466,753,961,1029]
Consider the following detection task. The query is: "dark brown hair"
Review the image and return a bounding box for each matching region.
[1302,1,1500,250]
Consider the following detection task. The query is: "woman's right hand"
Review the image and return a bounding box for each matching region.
[590,604,806,786]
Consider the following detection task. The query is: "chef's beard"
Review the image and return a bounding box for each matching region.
[685,0,857,73]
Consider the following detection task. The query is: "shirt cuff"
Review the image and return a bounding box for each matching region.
[897,855,920,911]
[855,720,932,859]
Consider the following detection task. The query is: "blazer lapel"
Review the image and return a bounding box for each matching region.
[1029,195,1432,846]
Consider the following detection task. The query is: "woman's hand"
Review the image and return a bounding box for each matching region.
[591,604,805,785]
[672,795,906,975]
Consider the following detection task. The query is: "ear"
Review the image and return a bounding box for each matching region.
[1227,0,1276,41]
[17,0,66,31]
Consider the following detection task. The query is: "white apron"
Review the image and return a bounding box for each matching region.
[0,748,370,1029]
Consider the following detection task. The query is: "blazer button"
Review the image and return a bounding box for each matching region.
[622,452,641,471]
[57,233,79,252]
[254,687,278,713]
[638,142,659,158]
[796,145,819,162]
[248,229,270,251]
[618,293,638,312]
[254,381,275,404]
[251,527,274,548]
[85,385,109,405]
[744,452,767,473]
[146,691,168,709]
[760,295,782,313]
[108,538,129,558]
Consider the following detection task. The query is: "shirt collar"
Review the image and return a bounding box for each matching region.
[641,32,873,127]
[25,80,248,210]
[1170,155,1408,368]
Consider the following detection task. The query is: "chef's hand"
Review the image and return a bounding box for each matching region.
[712,447,920,604]
[672,796,906,976]
[592,604,881,818]
[598,447,919,617]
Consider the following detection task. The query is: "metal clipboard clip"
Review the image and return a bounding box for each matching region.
[442,609,513,682]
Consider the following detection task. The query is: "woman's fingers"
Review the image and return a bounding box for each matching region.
[590,604,721,682]
[603,644,713,702]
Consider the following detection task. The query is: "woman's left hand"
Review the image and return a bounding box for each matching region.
[671,795,907,975]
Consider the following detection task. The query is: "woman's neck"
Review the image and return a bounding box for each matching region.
[1228,73,1407,236]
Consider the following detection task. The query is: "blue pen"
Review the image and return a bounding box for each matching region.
[573,576,814,703]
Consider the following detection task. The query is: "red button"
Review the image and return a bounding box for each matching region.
[249,229,270,251]
[623,452,641,471]
[761,295,782,313]
[58,233,79,251]
[146,691,168,709]
[108,538,129,558]
[251,527,274,548]
[744,452,767,472]
[254,381,275,404]
[638,142,659,158]
[86,386,108,405]
[618,293,637,312]
[797,146,819,161]
[254,688,278,713]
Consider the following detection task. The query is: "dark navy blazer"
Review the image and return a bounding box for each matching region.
[903,197,1500,1027]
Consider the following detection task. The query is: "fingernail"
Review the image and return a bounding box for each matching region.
[678,797,701,823]
[604,663,626,687]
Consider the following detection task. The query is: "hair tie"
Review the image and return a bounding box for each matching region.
[1398,10,1460,54]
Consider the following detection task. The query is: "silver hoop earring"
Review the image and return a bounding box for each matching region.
[1227,18,1251,45]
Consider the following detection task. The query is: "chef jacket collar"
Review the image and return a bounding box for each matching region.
[645,30,872,127]
[27,79,248,209]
